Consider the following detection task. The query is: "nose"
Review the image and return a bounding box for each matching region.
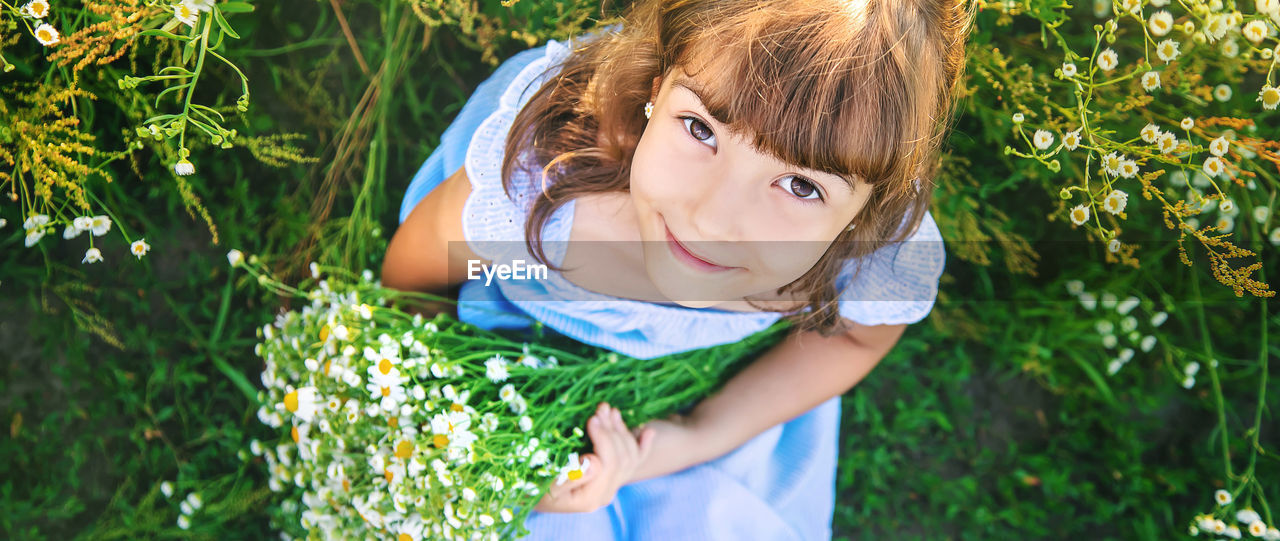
[685,165,750,243]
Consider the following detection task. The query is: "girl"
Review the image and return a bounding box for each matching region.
[384,0,974,538]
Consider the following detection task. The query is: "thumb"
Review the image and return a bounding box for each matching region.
[637,426,657,455]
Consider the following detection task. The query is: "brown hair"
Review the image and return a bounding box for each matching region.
[501,0,976,335]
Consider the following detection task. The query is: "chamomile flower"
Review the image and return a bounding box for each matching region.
[485,355,510,383]
[1157,132,1178,154]
[1118,159,1139,178]
[1203,13,1230,42]
[1219,198,1235,215]
[1140,335,1157,352]
[1253,207,1270,224]
[1012,112,1024,124]
[33,23,59,46]
[1070,204,1090,225]
[1065,280,1085,296]
[283,386,319,423]
[518,415,533,432]
[1214,84,1233,102]
[1259,85,1280,110]
[1209,136,1230,157]
[1103,190,1129,214]
[1203,156,1226,178]
[89,215,112,236]
[1120,0,1140,14]
[1108,238,1121,253]
[1140,123,1161,144]
[1079,292,1098,310]
[1102,151,1122,177]
[1214,214,1235,233]
[21,0,50,18]
[177,515,191,529]
[1237,508,1261,525]
[1181,117,1194,131]
[1225,525,1242,539]
[1146,71,1167,91]
[1033,129,1054,150]
[1248,522,1267,537]
[1222,39,1239,57]
[1097,48,1119,71]
[1063,129,1082,150]
[1149,10,1173,36]
[62,224,81,240]
[1107,358,1125,375]
[83,247,103,264]
[1243,20,1268,44]
[1116,296,1140,315]
[1061,62,1078,78]
[429,410,478,450]
[173,1,199,26]
[366,379,408,413]
[161,481,175,498]
[174,158,195,176]
[227,249,244,267]
[131,239,151,259]
[554,452,591,486]
[1155,39,1180,63]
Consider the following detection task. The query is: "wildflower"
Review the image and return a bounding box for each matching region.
[1186,217,1201,231]
[62,224,80,240]
[173,1,199,26]
[1095,49,1121,73]
[1103,190,1128,214]
[1107,238,1121,253]
[227,249,244,267]
[1237,508,1261,525]
[309,261,320,279]
[1033,129,1054,150]
[1101,292,1117,310]
[1141,123,1161,143]
[131,239,150,259]
[21,0,49,18]
[429,410,478,449]
[174,158,195,176]
[1140,335,1157,352]
[1216,489,1233,505]
[1120,0,1140,14]
[1079,292,1097,310]
[1203,156,1225,178]
[83,248,103,264]
[33,23,59,46]
[1012,112,1024,124]
[1214,84,1233,102]
[186,492,203,510]
[1182,375,1195,388]
[1107,358,1124,375]
[1116,296,1140,315]
[1149,10,1173,35]
[1180,117,1194,130]
[1102,334,1118,348]
[1214,214,1235,233]
[89,215,111,236]
[485,355,510,383]
[177,515,191,529]
[1222,39,1239,57]
[366,379,408,413]
[1219,199,1235,214]
[1243,20,1268,44]
[499,384,517,403]
[1248,522,1267,537]
[1063,129,1081,150]
[1118,160,1138,178]
[1259,85,1280,110]
[1061,62,1077,78]
[1070,204,1090,225]
[1155,39,1180,63]
[1139,70,1161,90]
[1151,311,1168,327]
[555,452,591,486]
[1266,527,1280,541]
[1204,13,1230,42]
[1225,525,1242,539]
[1066,280,1085,296]
[188,0,216,12]
[24,214,50,231]
[1157,132,1178,154]
[161,481,174,498]
[519,415,533,432]
[283,386,319,423]
[1095,320,1114,335]
[1254,207,1270,224]
[1209,136,1230,157]
[500,508,514,523]
[1102,151,1122,177]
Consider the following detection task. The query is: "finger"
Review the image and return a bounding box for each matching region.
[637,426,657,455]
[587,411,617,466]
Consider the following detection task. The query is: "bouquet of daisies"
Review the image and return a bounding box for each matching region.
[239,254,791,540]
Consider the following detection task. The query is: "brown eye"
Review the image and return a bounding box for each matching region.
[680,117,716,146]
[783,176,822,201]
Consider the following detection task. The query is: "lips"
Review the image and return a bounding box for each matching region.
[665,225,736,271]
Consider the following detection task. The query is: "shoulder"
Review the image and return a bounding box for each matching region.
[835,209,946,326]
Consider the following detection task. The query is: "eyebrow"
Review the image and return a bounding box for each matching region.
[670,74,861,196]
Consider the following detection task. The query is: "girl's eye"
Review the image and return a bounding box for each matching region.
[680,116,717,148]
[781,175,824,202]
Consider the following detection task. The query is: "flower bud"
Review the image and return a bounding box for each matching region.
[1060,187,1072,200]
[1048,160,1061,173]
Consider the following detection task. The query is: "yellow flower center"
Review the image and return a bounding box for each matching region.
[319,325,330,341]
[178,5,192,17]
[568,469,583,481]
[1263,88,1280,107]
[387,416,398,428]
[450,403,464,413]
[395,440,413,459]
[384,469,395,483]
[433,434,449,448]
[1072,208,1087,222]
[36,28,53,41]
[399,535,413,541]
[324,360,331,376]
[379,358,393,375]
[342,479,350,492]
[1105,156,1119,171]
[291,425,300,442]
[32,3,46,16]
[381,386,391,397]
[284,390,299,412]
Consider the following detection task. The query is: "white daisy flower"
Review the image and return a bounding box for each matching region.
[131,239,151,259]
[1236,508,1261,525]
[1118,160,1139,178]
[1149,10,1173,36]
[1209,136,1230,157]
[1203,156,1225,178]
[1103,190,1129,214]
[1140,335,1157,352]
[1063,129,1082,150]
[1248,521,1267,537]
[1140,123,1162,143]
[1203,13,1230,42]
[227,249,244,267]
[1102,334,1118,348]
[1253,207,1270,224]
[89,215,111,236]
[1151,311,1168,327]
[1116,296,1140,315]
[173,1,199,27]
[499,383,517,402]
[1065,280,1085,296]
[1102,151,1122,177]
[283,386,319,423]
[1108,238,1121,253]
[1243,20,1268,44]
[1012,112,1024,124]
[1080,292,1098,310]
[177,515,191,529]
[430,410,478,450]
[1214,214,1235,233]
[1265,526,1280,541]
[188,0,216,12]
[366,380,408,413]
[1222,39,1239,57]
[1259,85,1280,110]
[1032,129,1054,150]
[72,215,92,232]
[1070,204,1090,225]
[1184,361,1199,376]
[1214,84,1233,102]
[33,23,59,46]
[554,452,591,486]
[1061,62,1078,78]
[1182,375,1196,388]
[518,415,532,432]
[21,0,50,18]
[1216,489,1233,505]
[1101,292,1117,310]
[83,247,103,264]
[186,492,203,510]
[161,481,174,498]
[1157,132,1178,154]
[1226,525,1242,539]
[1097,48,1119,71]
[485,355,510,383]
[1219,199,1235,215]
[1107,358,1125,375]
[1120,0,1141,14]
[63,224,81,240]
[1180,117,1194,131]
[1141,71,1161,91]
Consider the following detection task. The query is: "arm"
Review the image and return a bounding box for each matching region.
[628,320,908,483]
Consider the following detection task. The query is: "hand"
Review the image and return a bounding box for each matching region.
[624,412,703,484]
[534,402,655,513]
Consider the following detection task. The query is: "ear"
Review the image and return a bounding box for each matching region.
[650,76,662,102]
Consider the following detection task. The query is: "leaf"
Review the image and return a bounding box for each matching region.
[218,2,255,13]
[212,7,241,40]
[182,38,196,65]
[1067,353,1116,406]
[139,29,189,42]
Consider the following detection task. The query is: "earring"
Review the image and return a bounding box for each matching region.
[845,223,857,232]
[644,101,653,119]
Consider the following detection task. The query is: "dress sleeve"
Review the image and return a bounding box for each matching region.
[836,210,946,326]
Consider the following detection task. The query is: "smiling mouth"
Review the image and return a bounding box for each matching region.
[665,225,737,272]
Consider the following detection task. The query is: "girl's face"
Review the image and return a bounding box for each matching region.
[629,67,873,309]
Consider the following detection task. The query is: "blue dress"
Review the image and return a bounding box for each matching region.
[399,31,946,541]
